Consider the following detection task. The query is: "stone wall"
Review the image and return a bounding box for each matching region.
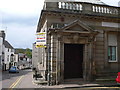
[36,1,120,85]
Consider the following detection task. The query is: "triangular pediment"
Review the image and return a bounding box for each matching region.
[61,20,94,33]
[65,24,90,32]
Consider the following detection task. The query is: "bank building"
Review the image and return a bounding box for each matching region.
[32,0,120,85]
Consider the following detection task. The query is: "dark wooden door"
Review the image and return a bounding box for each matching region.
[64,44,83,79]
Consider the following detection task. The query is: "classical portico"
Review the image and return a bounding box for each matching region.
[48,20,98,84]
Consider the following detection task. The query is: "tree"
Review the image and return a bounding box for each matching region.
[25,48,32,59]
[15,48,32,59]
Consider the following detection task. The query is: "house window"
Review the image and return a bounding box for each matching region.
[108,46,116,61]
[7,55,9,61]
[108,33,117,62]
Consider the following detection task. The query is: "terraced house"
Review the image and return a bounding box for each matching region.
[0,31,16,71]
[0,31,4,70]
[33,0,120,85]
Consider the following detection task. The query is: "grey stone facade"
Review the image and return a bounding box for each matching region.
[33,1,120,85]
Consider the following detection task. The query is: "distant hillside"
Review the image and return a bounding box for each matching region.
[15,48,32,58]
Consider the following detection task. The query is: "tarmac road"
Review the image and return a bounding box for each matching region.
[1,69,120,90]
[2,69,33,88]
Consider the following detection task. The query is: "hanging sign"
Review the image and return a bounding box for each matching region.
[36,32,46,48]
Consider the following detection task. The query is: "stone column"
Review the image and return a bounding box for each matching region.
[50,33,57,85]
[83,41,92,81]
[86,36,96,81]
[87,42,93,81]
[83,44,89,81]
[55,35,61,84]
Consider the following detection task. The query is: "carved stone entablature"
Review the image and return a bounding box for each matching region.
[48,20,98,44]
[88,35,96,43]
[56,19,97,40]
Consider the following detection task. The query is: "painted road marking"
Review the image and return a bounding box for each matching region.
[9,77,20,88]
[72,87,120,89]
[9,75,24,89]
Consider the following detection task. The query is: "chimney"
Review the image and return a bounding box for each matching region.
[0,30,5,42]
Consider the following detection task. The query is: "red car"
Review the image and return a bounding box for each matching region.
[116,72,120,84]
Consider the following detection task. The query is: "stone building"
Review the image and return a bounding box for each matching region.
[33,0,120,85]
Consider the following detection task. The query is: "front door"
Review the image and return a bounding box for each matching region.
[64,44,83,79]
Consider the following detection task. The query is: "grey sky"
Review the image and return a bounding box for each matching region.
[0,0,119,49]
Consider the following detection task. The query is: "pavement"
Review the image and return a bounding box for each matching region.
[33,78,119,89]
[2,69,120,89]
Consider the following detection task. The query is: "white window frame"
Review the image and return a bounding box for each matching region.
[108,32,118,62]
[108,46,117,62]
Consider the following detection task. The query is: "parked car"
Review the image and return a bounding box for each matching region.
[116,72,120,84]
[9,66,19,73]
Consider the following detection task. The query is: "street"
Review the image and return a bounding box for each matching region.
[1,69,120,90]
[2,69,37,88]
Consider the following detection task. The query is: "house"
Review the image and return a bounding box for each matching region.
[17,53,26,69]
[3,40,15,70]
[0,37,3,70]
[15,49,32,69]
[33,0,120,85]
[0,31,5,70]
[14,53,19,67]
[0,31,16,71]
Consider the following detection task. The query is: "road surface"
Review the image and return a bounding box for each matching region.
[2,69,120,90]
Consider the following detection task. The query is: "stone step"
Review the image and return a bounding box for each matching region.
[34,78,48,85]
[63,78,84,84]
[96,75,117,82]
[96,72,117,77]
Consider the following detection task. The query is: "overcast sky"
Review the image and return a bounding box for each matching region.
[0,0,119,49]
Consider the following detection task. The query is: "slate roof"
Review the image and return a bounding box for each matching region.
[4,40,14,49]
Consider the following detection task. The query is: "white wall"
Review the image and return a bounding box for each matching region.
[0,37,3,56]
[4,48,14,69]
[0,37,3,67]
[14,54,19,63]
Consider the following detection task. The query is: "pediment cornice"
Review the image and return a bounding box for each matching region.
[60,20,95,34]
